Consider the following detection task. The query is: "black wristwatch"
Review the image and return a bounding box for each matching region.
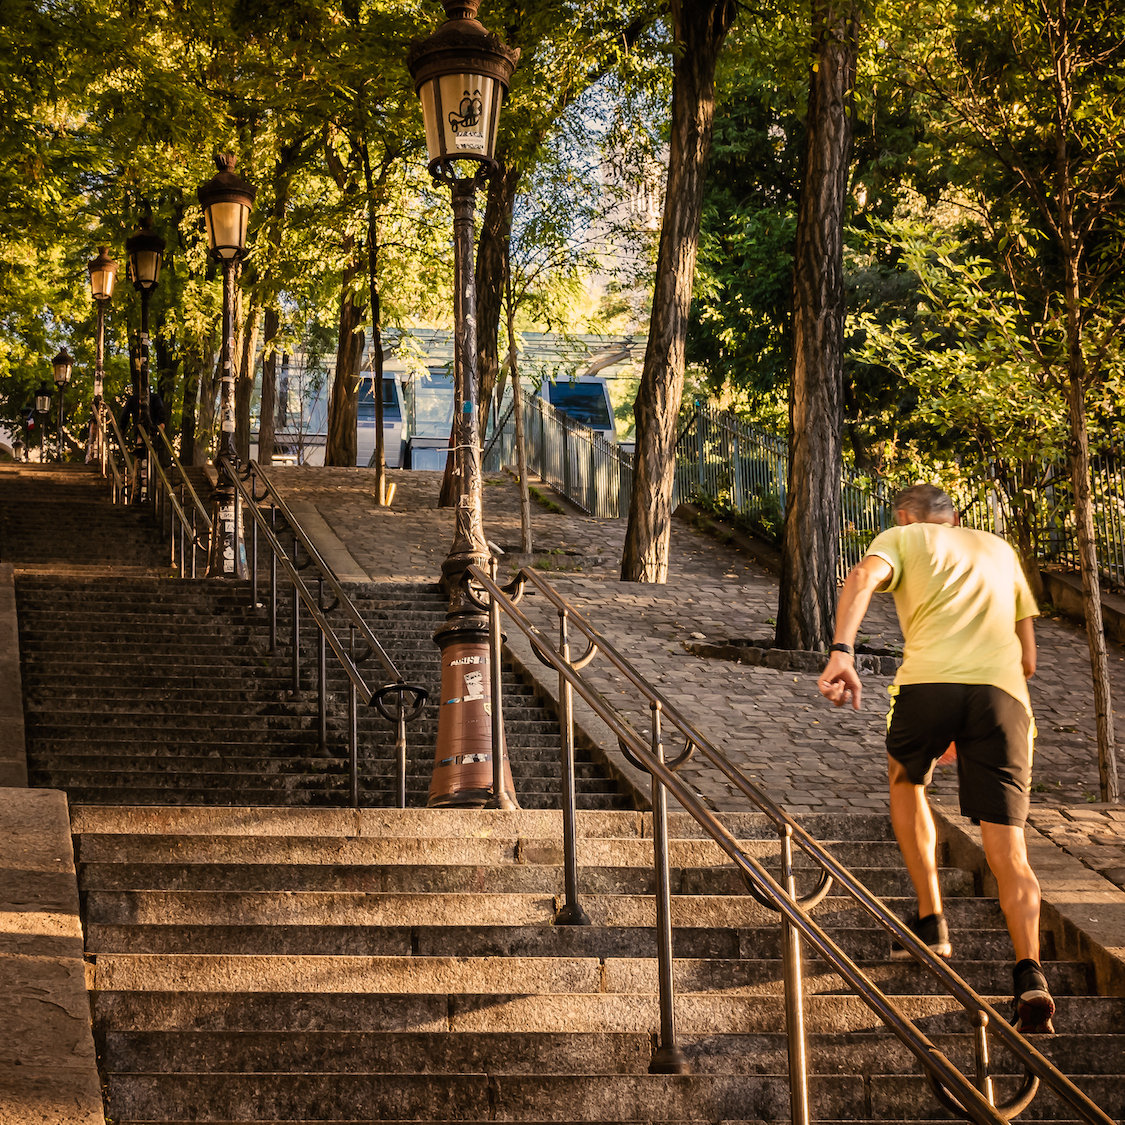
[828,642,854,656]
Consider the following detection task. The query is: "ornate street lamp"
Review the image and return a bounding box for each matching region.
[197,151,256,577]
[125,215,165,486]
[87,246,118,461]
[52,347,73,462]
[409,1,519,809]
[35,383,51,461]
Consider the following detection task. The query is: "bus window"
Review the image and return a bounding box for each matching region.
[545,382,613,430]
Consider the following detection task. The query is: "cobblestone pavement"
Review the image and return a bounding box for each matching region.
[266,465,1125,895]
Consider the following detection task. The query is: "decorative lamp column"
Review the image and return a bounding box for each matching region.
[52,347,73,462]
[125,217,165,468]
[197,152,256,577]
[35,383,51,461]
[87,246,118,461]
[409,0,520,808]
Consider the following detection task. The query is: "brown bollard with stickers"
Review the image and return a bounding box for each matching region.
[427,626,517,807]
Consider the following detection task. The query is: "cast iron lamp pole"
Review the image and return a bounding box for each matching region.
[197,152,256,578]
[87,246,118,463]
[51,348,73,462]
[409,0,519,808]
[35,384,51,462]
[125,216,165,493]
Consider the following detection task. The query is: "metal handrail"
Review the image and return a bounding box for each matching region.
[221,456,427,807]
[138,426,210,577]
[465,562,1116,1125]
[104,407,136,492]
[91,408,126,502]
[157,426,212,533]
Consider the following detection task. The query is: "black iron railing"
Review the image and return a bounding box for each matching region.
[463,562,1116,1125]
[224,457,428,807]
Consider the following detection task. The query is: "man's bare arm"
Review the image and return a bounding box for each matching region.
[1016,616,1036,679]
[818,554,893,711]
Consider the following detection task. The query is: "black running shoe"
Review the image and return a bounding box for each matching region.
[1013,960,1055,1034]
[890,912,952,960]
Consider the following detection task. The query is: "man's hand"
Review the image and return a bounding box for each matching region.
[818,651,863,710]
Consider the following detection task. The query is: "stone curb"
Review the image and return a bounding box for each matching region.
[0,788,105,1125]
[934,798,1125,997]
[0,562,28,787]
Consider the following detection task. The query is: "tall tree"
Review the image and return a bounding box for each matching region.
[621,0,738,582]
[900,0,1125,799]
[774,0,859,649]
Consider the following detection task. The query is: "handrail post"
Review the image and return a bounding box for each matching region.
[291,562,301,693]
[317,577,328,756]
[648,701,689,1075]
[972,1011,996,1106]
[349,624,359,809]
[268,506,278,652]
[395,693,408,809]
[484,557,517,810]
[251,470,260,608]
[780,825,812,1125]
[554,604,590,926]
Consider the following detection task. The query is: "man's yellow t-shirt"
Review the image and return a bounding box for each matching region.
[864,522,1038,711]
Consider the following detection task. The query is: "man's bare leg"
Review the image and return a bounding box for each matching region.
[979,821,1041,962]
[887,755,942,918]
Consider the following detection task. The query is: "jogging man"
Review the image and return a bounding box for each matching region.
[817,483,1054,1033]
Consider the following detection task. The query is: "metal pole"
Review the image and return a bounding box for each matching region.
[207,256,243,577]
[428,173,516,808]
[554,605,590,926]
[649,701,688,1074]
[269,506,278,652]
[93,298,106,463]
[318,578,328,756]
[781,826,811,1125]
[349,624,359,809]
[484,556,516,809]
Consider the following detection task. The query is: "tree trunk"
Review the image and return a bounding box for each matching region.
[259,306,280,466]
[507,264,532,554]
[235,303,260,463]
[476,163,521,440]
[325,244,364,467]
[774,0,858,650]
[360,140,388,503]
[196,335,220,465]
[1065,376,1119,801]
[620,0,737,583]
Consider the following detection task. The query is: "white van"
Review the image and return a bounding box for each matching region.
[538,376,617,444]
[357,374,405,469]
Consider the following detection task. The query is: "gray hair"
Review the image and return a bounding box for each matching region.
[893,483,955,522]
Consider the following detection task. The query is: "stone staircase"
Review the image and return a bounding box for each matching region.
[4,461,1123,1123]
[15,574,633,809]
[75,806,1122,1124]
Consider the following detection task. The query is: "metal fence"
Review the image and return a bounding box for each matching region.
[484,394,1125,589]
[483,393,633,519]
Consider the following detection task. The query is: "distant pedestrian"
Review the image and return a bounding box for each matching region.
[817,483,1054,1034]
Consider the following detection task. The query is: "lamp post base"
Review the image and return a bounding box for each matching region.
[427,616,517,808]
[207,481,246,578]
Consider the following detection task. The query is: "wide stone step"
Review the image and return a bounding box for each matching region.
[97,1027,1125,1077]
[73,832,910,869]
[81,890,1007,931]
[81,920,1031,962]
[77,861,970,899]
[100,1070,858,1123]
[68,807,895,841]
[87,952,1090,1000]
[90,989,1125,1036]
[90,1067,1125,1122]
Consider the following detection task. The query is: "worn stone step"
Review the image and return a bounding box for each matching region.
[80,920,1036,963]
[87,952,1089,1000]
[96,1027,1125,1078]
[86,988,1125,1037]
[73,832,911,869]
[76,861,970,900]
[82,890,1007,932]
[100,1070,858,1123]
[68,807,892,841]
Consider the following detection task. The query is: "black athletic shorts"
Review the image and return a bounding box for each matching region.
[885,683,1034,827]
